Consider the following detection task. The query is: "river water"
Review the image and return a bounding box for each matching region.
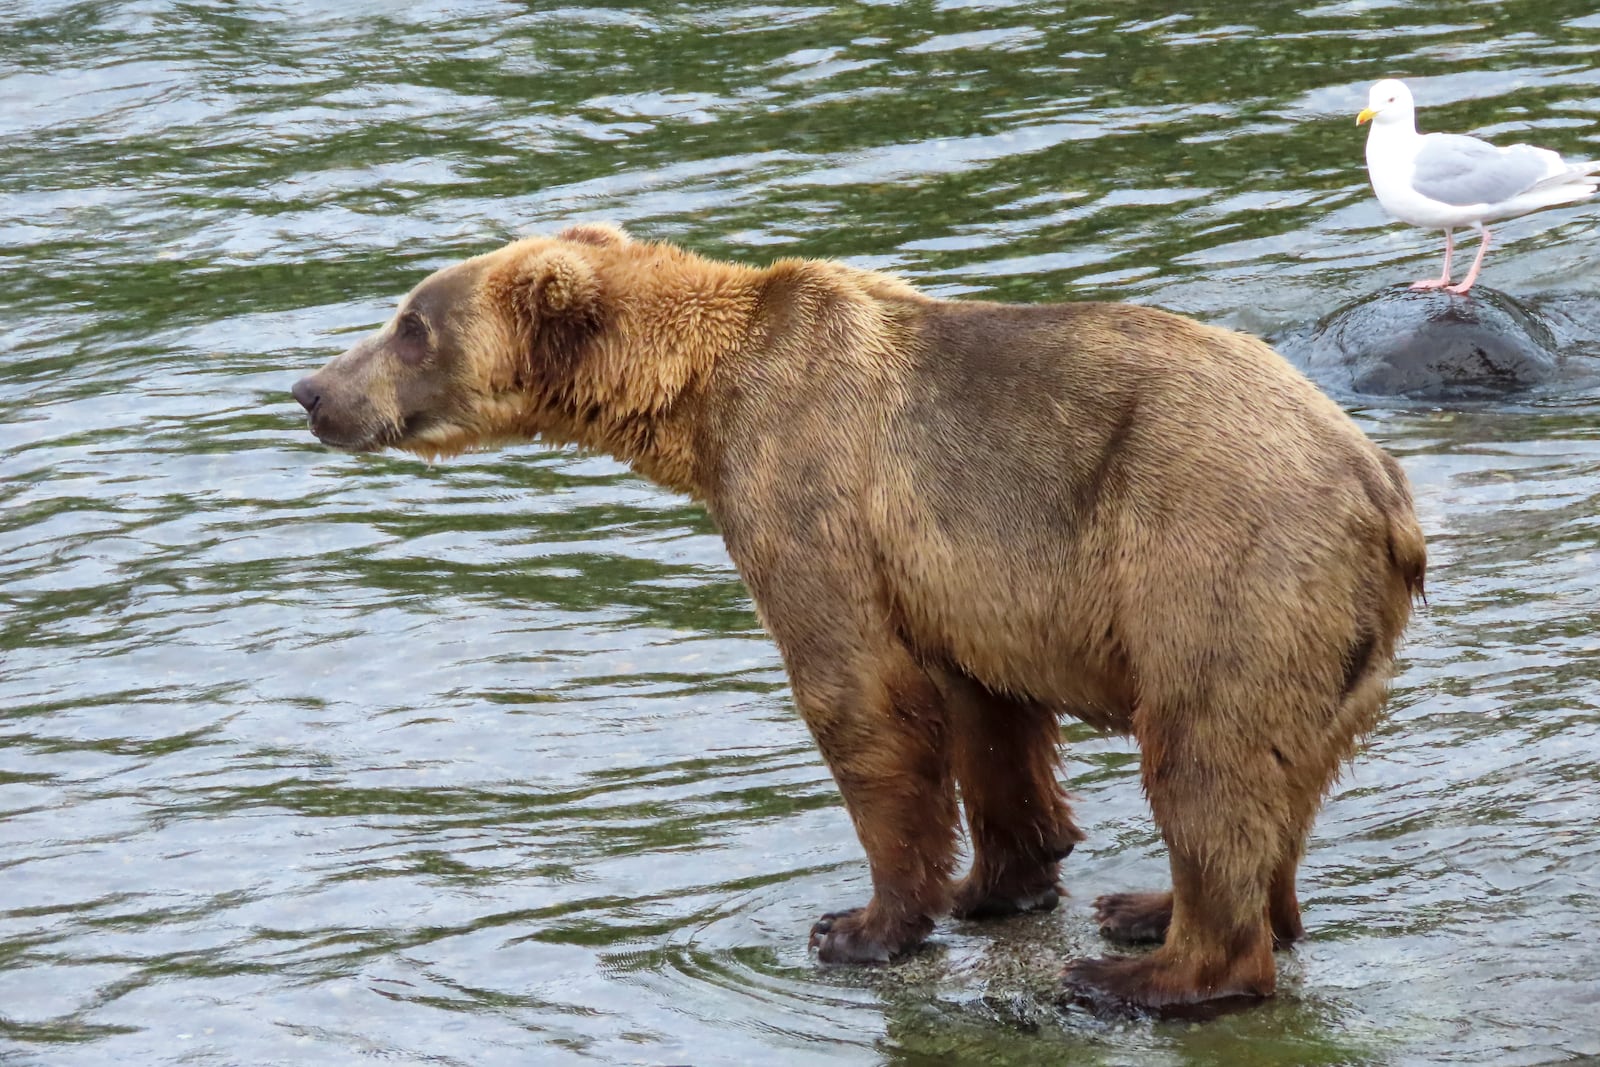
[3,2,1599,1065]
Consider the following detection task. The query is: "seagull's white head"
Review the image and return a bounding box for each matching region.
[1357,78,1415,127]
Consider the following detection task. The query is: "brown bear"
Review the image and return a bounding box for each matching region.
[291,224,1425,1013]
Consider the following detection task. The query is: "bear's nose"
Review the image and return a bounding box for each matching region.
[291,377,321,414]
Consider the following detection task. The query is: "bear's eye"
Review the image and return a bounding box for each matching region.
[397,312,427,343]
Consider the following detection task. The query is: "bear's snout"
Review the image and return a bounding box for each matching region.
[292,373,370,449]
[291,377,321,414]
[292,361,409,453]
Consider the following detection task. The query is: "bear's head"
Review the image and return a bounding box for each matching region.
[291,222,642,461]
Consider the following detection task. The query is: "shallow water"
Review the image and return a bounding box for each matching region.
[3,2,1600,1064]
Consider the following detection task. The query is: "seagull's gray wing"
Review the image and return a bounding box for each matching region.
[1410,133,1552,206]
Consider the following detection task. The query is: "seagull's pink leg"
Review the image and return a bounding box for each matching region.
[1446,227,1490,295]
[1410,229,1454,289]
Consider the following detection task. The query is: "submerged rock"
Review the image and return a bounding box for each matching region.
[1282,285,1561,401]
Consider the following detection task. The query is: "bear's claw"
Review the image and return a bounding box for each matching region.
[950,881,1062,920]
[809,909,892,964]
[808,907,931,964]
[1092,890,1172,944]
[1061,953,1272,1020]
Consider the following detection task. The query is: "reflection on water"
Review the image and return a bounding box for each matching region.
[2,2,1599,1064]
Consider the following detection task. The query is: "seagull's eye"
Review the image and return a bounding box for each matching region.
[1387,96,1396,103]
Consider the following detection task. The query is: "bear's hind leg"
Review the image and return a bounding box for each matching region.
[1091,647,1397,959]
[937,670,1084,920]
[1268,849,1306,946]
[1267,659,1395,953]
[1064,712,1282,1013]
[1266,651,1397,950]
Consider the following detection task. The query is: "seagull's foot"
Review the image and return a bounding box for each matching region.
[1409,278,1452,290]
[1443,280,1476,295]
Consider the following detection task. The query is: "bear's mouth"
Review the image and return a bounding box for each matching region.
[309,411,443,455]
[311,431,384,454]
[305,412,403,454]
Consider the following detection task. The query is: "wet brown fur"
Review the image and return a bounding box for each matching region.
[293,224,1426,1013]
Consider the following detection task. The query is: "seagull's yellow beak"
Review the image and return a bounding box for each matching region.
[1356,107,1377,125]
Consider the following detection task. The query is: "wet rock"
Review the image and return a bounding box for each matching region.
[1281,285,1561,401]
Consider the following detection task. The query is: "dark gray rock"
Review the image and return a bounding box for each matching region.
[1279,285,1562,401]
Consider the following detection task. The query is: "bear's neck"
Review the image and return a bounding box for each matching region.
[541,271,764,498]
[564,398,710,496]
[527,256,926,502]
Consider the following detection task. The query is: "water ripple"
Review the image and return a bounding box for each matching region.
[3,2,1600,1064]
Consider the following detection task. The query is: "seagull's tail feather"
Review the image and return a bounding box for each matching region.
[1523,162,1599,199]
[1559,159,1600,184]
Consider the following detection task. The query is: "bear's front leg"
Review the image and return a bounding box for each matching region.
[734,573,958,965]
[935,667,1083,921]
[718,488,960,965]
[792,643,959,964]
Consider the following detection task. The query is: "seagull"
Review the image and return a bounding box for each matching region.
[1357,78,1599,294]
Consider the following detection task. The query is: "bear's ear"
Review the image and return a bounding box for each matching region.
[491,247,603,328]
[556,222,629,248]
[485,246,606,393]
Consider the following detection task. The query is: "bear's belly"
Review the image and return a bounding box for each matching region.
[888,556,1138,734]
